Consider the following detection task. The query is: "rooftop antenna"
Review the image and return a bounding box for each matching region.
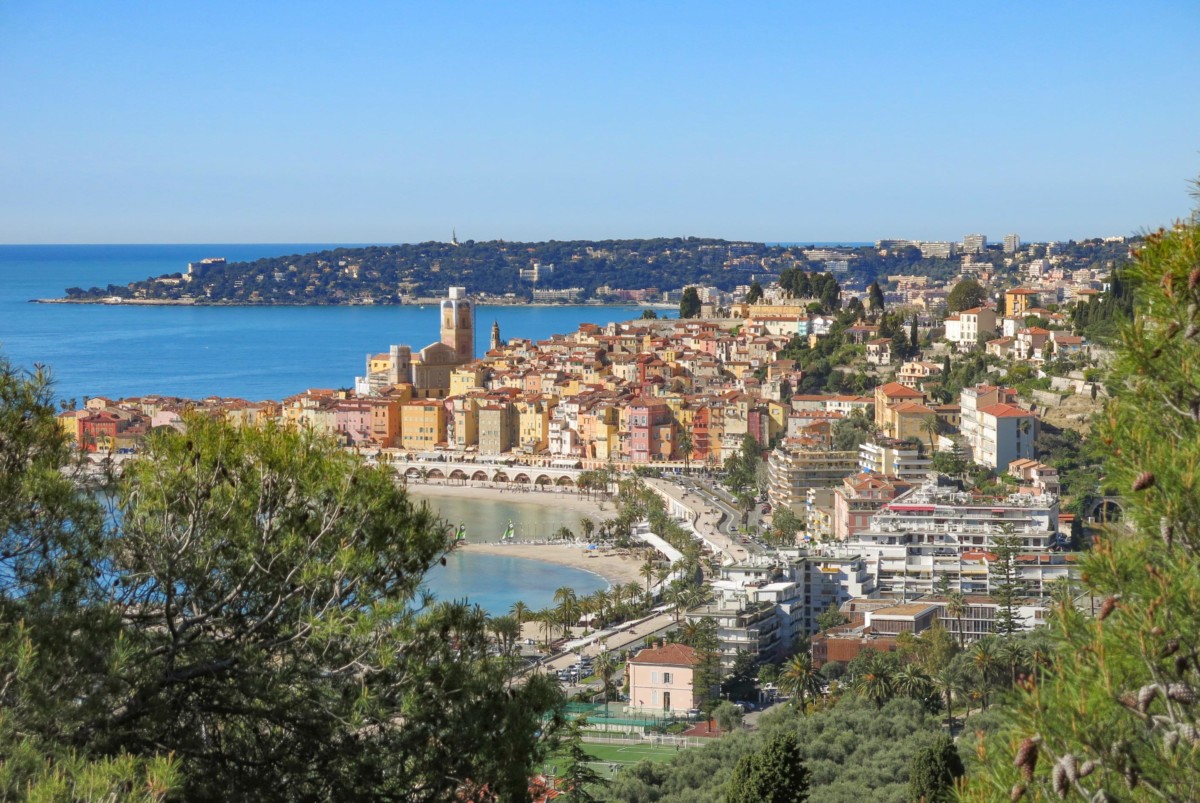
[451,228,460,247]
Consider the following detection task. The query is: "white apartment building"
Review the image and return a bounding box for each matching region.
[963,234,988,254]
[943,306,997,350]
[975,403,1037,469]
[829,475,1066,599]
[959,384,1035,469]
[859,439,931,482]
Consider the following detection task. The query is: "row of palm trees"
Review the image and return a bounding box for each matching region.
[503,581,657,648]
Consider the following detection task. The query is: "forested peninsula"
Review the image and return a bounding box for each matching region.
[55,237,1131,306]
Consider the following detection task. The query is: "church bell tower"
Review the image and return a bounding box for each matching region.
[440,287,475,362]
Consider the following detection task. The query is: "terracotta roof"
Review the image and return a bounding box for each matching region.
[878,382,924,398]
[979,402,1034,419]
[1008,288,1040,295]
[892,402,936,415]
[629,643,701,667]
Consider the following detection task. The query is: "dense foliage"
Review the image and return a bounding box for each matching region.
[965,212,1200,800]
[604,698,946,803]
[0,369,564,801]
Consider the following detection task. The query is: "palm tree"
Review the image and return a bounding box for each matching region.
[970,638,1000,708]
[579,517,595,543]
[666,580,689,623]
[677,429,693,475]
[510,600,528,632]
[553,587,577,637]
[640,560,657,601]
[946,591,967,648]
[778,652,822,712]
[920,415,943,453]
[931,665,964,731]
[592,589,610,629]
[893,663,933,702]
[997,637,1031,688]
[608,584,625,614]
[595,651,619,715]
[489,614,520,656]
[853,654,896,709]
[623,581,645,615]
[535,607,556,646]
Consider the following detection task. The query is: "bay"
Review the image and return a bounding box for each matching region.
[0,244,639,614]
[0,244,656,403]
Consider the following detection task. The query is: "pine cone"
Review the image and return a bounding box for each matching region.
[1137,684,1160,713]
[1163,729,1180,752]
[1010,783,1026,801]
[1189,267,1200,291]
[1052,762,1070,798]
[1062,753,1079,783]
[1166,683,1196,704]
[1014,736,1040,780]
[1098,595,1120,621]
[1180,724,1200,745]
[1079,760,1097,778]
[1162,638,1180,658]
[1132,472,1155,492]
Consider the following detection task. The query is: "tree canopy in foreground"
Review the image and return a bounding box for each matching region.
[964,209,1200,800]
[0,370,563,801]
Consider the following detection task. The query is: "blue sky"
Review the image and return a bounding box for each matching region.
[1,1,1197,243]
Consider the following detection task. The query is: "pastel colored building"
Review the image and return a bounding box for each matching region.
[627,643,703,714]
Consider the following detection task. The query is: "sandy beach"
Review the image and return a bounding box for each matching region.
[406,481,644,586]
[462,541,644,587]
[405,480,614,520]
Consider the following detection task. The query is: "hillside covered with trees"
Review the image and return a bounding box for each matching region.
[61,236,1133,305]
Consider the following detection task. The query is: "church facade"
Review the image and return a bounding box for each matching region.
[355,287,476,399]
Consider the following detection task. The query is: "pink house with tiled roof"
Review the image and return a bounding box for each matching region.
[627,643,704,714]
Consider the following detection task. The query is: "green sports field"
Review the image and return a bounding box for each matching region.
[582,741,682,765]
[540,740,683,781]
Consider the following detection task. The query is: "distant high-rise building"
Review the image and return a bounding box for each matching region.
[1003,233,1021,254]
[919,241,956,259]
[963,234,988,254]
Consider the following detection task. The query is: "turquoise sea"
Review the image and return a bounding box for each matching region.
[0,243,635,613]
[0,244,654,403]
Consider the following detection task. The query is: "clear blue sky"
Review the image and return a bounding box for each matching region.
[2,1,1197,244]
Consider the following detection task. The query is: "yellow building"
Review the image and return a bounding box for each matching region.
[1005,288,1040,316]
[399,401,446,450]
[517,398,554,454]
[890,402,939,442]
[450,396,479,450]
[873,382,926,436]
[450,365,487,396]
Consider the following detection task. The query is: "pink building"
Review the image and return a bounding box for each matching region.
[832,473,913,541]
[627,643,703,714]
[625,397,673,464]
[333,399,373,446]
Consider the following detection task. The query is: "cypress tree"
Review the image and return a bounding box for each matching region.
[908,733,964,802]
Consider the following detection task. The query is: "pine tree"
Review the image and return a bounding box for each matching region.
[966,205,1200,801]
[989,529,1026,637]
[555,718,607,801]
[725,730,810,803]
